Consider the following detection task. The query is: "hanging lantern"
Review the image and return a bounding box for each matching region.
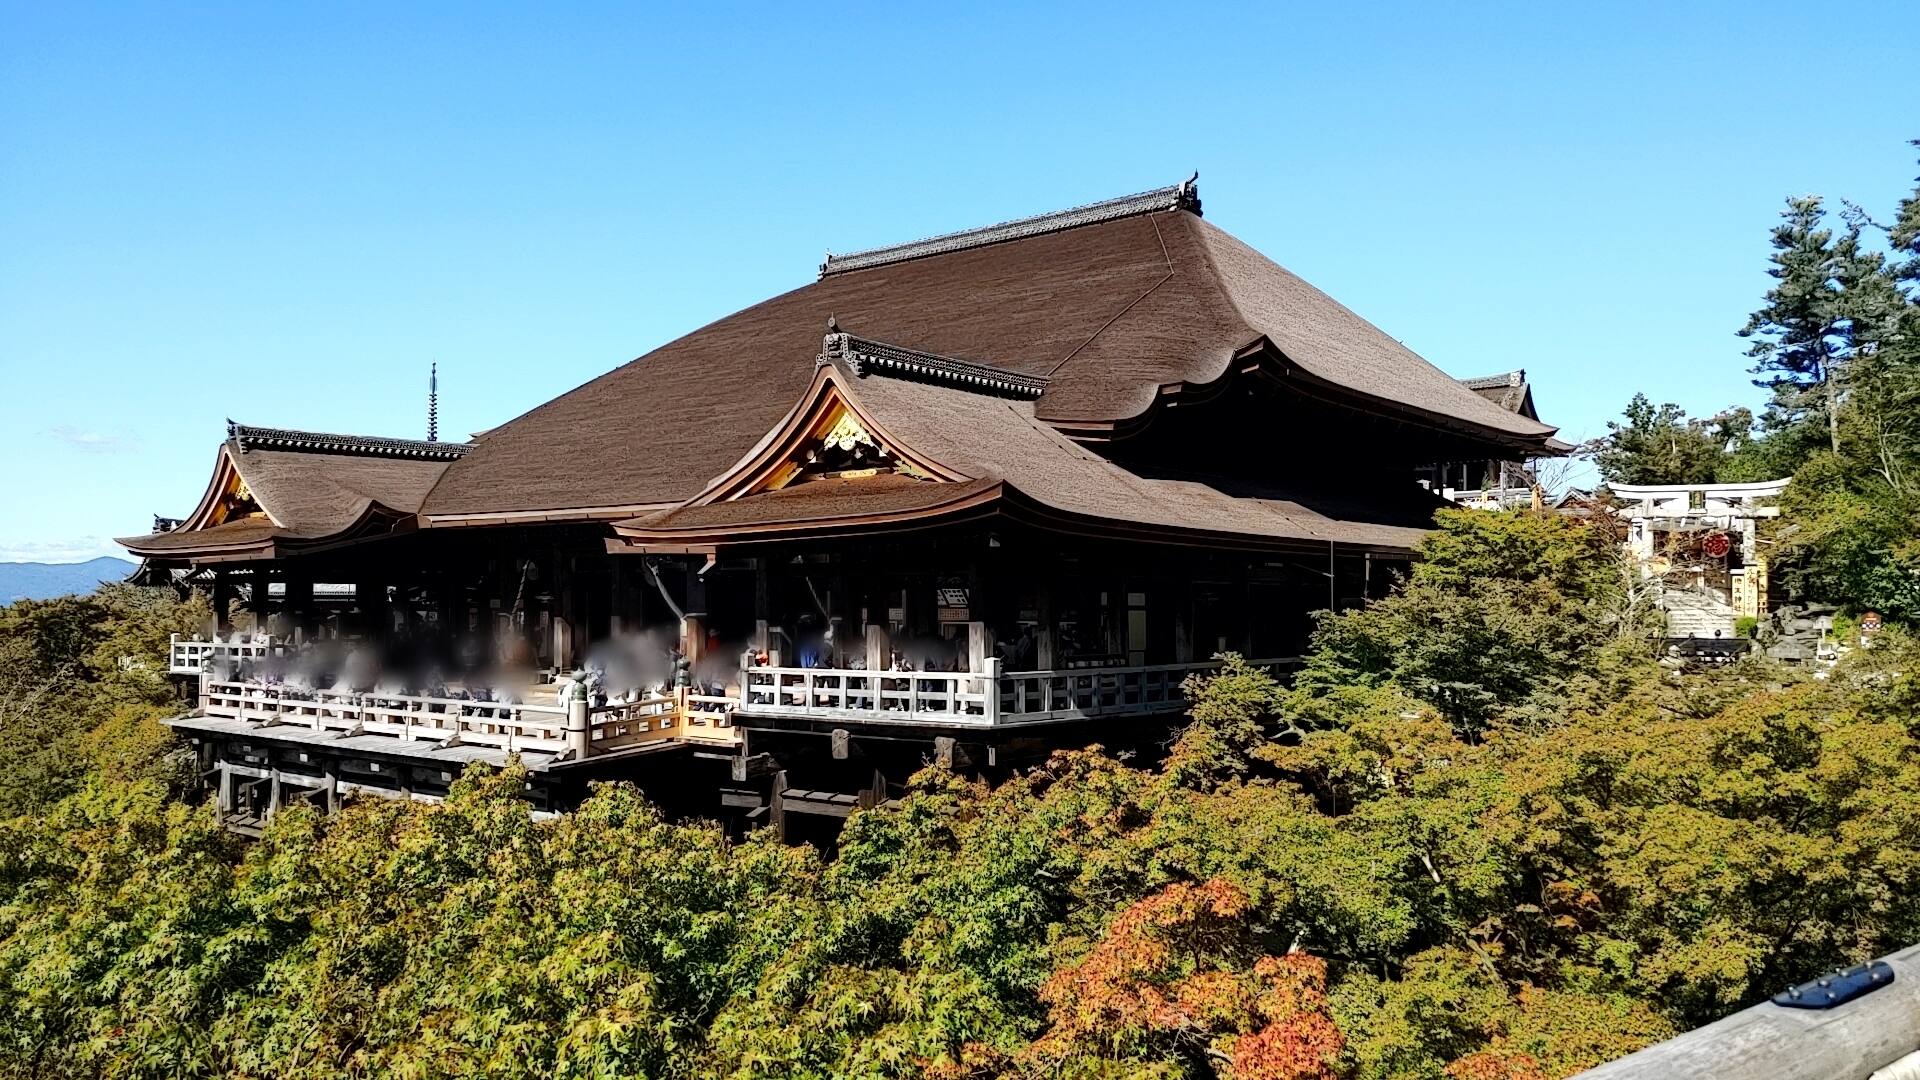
[1703,532,1732,559]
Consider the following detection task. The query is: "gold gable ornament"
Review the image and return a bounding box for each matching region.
[821,412,876,453]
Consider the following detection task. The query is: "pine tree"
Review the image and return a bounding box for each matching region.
[1588,393,1731,485]
[1740,195,1846,459]
[1891,140,1920,276]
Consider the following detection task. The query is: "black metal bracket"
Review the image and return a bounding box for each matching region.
[1773,961,1895,1009]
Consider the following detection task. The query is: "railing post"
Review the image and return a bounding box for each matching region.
[982,657,1001,725]
[566,697,591,759]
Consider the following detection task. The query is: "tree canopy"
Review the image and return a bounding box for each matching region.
[4,514,1919,1079]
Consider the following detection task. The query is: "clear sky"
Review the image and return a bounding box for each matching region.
[2,1,1915,563]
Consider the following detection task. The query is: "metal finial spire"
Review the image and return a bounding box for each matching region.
[427,363,439,442]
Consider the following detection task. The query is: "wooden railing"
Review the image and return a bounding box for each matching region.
[738,658,1298,726]
[200,681,740,757]
[681,692,742,743]
[170,634,279,675]
[202,680,572,754]
[998,660,1228,723]
[742,666,994,723]
[586,695,679,751]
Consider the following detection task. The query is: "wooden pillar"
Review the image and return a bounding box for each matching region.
[1326,544,1337,614]
[551,552,575,670]
[608,558,627,637]
[967,621,991,673]
[1173,583,1193,663]
[1035,580,1057,669]
[432,574,457,643]
[247,566,272,634]
[769,769,788,842]
[211,568,234,633]
[753,556,771,628]
[283,571,313,641]
[1231,559,1253,657]
[367,579,393,641]
[682,613,707,672]
[865,623,890,671]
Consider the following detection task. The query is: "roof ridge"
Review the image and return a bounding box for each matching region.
[1458,370,1526,389]
[227,421,472,460]
[819,175,1201,278]
[819,326,1048,399]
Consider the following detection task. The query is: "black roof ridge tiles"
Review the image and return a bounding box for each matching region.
[227,421,472,460]
[819,175,1200,278]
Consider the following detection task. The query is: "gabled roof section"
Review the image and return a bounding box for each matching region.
[611,334,1437,554]
[678,354,973,506]
[1456,370,1537,420]
[229,421,471,460]
[820,176,1201,277]
[118,424,457,561]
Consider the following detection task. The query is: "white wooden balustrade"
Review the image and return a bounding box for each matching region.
[738,657,1296,726]
[170,634,278,675]
[586,695,679,751]
[198,680,736,758]
[202,680,573,754]
[998,659,1239,723]
[742,666,994,724]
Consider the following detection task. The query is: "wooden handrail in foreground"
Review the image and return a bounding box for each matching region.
[1572,941,1920,1079]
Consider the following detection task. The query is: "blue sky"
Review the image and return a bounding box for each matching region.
[3,1,1915,562]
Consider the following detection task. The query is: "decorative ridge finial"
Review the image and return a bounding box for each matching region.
[817,326,1047,398]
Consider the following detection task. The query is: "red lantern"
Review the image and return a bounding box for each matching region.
[1703,532,1732,559]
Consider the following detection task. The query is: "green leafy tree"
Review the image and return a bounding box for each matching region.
[1297,510,1651,738]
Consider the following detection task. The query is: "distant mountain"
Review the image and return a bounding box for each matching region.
[0,557,138,603]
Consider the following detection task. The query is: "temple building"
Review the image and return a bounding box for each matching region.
[1422,369,1549,509]
[121,178,1563,836]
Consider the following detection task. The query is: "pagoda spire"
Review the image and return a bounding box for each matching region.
[427,363,439,442]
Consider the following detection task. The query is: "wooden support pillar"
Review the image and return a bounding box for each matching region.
[1173,591,1193,663]
[247,566,271,634]
[682,613,707,674]
[1035,584,1057,669]
[609,558,627,637]
[211,569,234,633]
[357,578,389,641]
[323,760,340,814]
[967,621,991,673]
[769,769,788,842]
[1327,544,1337,614]
[753,556,771,627]
[284,572,313,641]
[865,623,890,672]
[551,553,575,670]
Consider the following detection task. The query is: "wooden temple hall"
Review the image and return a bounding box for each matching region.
[121,178,1562,837]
